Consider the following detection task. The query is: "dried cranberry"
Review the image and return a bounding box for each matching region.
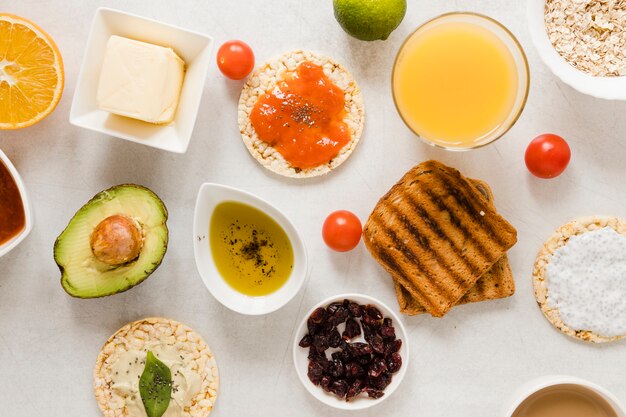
[319,320,334,335]
[328,329,342,348]
[331,306,349,326]
[366,388,385,399]
[368,358,388,378]
[369,372,391,390]
[308,347,321,360]
[381,318,396,340]
[384,339,402,357]
[310,356,330,372]
[387,352,402,373]
[346,378,365,400]
[307,361,324,385]
[326,302,343,315]
[357,354,372,366]
[330,359,345,378]
[348,302,362,317]
[320,375,333,392]
[310,307,328,324]
[299,334,312,348]
[313,334,329,352]
[307,320,317,336]
[332,350,350,364]
[348,342,372,356]
[362,322,378,343]
[364,304,383,320]
[330,379,349,398]
[370,334,385,354]
[342,318,361,340]
[345,361,365,378]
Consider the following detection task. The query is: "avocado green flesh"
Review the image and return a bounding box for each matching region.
[54,185,168,298]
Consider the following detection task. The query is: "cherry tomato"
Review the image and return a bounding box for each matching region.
[322,210,362,252]
[525,134,571,179]
[216,40,255,80]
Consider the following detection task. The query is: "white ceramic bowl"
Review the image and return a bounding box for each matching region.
[70,7,214,153]
[0,149,33,258]
[293,293,409,410]
[193,183,307,315]
[506,375,626,416]
[527,0,626,100]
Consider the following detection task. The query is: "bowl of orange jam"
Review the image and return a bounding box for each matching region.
[392,12,530,150]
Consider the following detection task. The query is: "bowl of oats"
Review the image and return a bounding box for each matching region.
[528,0,626,100]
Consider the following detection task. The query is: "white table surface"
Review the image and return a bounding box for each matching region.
[1,1,626,416]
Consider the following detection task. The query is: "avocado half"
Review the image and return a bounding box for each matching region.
[54,184,168,298]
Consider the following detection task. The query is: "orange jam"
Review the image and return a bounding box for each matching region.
[250,61,350,169]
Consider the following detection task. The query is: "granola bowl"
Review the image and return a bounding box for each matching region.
[528,0,626,100]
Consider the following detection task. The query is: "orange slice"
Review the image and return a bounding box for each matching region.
[0,13,64,130]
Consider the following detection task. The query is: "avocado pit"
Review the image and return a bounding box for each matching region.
[90,214,143,266]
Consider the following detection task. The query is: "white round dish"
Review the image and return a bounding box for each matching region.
[292,293,409,410]
[506,375,626,416]
[527,0,626,100]
[0,148,33,258]
[192,183,308,315]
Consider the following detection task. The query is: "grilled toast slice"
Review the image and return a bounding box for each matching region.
[363,160,517,317]
[394,179,515,315]
[395,256,515,315]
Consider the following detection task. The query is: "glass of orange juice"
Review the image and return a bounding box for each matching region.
[392,12,530,150]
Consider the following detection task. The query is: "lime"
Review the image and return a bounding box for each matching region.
[333,0,407,41]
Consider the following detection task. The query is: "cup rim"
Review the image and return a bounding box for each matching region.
[391,11,530,151]
[506,375,626,417]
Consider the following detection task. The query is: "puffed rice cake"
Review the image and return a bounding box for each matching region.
[93,317,219,417]
[533,217,626,343]
[238,50,365,178]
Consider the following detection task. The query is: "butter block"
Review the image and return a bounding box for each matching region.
[97,36,185,124]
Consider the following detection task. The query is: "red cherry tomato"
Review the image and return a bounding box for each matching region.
[322,210,362,252]
[525,134,571,179]
[216,40,255,80]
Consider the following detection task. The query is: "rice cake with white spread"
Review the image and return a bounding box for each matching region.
[533,217,626,343]
[94,317,219,417]
[238,50,364,178]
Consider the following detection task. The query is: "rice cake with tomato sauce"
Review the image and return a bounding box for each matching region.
[238,50,364,178]
[94,317,219,417]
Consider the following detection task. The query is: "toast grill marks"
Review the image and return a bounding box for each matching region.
[394,179,515,315]
[363,160,517,317]
[395,256,515,315]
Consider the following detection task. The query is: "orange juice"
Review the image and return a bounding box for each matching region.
[392,13,528,149]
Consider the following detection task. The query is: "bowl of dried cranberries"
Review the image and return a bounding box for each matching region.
[292,293,409,410]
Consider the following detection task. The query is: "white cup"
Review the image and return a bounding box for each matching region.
[506,375,625,417]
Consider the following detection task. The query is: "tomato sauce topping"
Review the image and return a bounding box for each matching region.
[0,161,25,246]
[250,61,350,169]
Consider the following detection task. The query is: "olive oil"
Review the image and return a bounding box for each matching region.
[210,201,293,296]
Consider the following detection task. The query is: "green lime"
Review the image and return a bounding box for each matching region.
[333,0,407,41]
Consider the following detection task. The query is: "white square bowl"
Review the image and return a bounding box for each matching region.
[69,7,214,153]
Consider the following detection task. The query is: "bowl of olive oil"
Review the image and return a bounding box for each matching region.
[193,183,307,315]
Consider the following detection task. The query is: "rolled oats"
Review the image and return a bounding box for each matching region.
[545,0,626,76]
